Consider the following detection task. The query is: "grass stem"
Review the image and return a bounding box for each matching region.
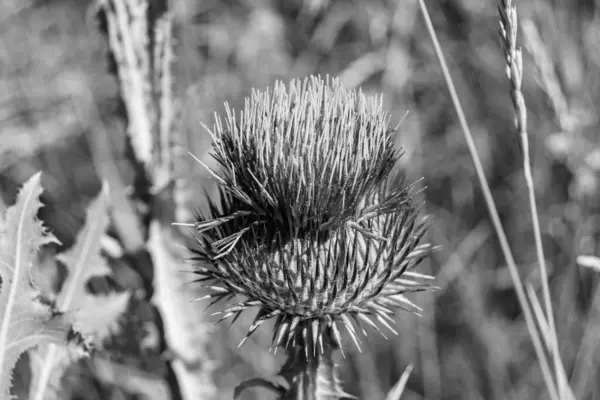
[416,1,559,398]
[497,2,574,398]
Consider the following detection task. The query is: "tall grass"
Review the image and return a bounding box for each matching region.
[418,0,575,399]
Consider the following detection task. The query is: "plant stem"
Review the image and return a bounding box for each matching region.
[281,326,344,400]
[416,1,559,399]
[497,3,573,398]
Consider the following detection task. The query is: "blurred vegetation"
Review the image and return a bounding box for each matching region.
[1,0,600,399]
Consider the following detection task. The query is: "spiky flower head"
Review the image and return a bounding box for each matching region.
[192,75,435,354]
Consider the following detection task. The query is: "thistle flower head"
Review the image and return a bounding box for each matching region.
[192,76,435,353]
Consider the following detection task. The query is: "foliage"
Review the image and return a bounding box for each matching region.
[0,173,89,399]
[28,183,130,400]
[1,0,600,399]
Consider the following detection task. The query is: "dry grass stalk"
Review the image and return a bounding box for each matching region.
[416,0,564,399]
[497,1,574,399]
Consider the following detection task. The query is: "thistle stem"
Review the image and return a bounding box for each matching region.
[281,326,344,400]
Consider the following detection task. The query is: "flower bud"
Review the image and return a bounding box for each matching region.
[192,75,434,353]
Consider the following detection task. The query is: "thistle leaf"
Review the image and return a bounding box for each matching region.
[28,183,130,400]
[0,172,78,400]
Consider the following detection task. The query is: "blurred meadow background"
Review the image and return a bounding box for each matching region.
[1,0,600,399]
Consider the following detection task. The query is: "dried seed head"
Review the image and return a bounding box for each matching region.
[191,76,434,353]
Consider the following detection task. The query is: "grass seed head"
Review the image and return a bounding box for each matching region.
[192,75,435,353]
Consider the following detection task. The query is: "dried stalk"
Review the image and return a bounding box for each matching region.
[97,0,216,399]
[101,0,154,168]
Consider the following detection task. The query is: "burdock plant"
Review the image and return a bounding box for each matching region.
[191,76,435,399]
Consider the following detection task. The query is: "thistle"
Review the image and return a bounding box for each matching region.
[191,76,435,399]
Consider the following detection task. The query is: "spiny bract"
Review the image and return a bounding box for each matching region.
[191,75,435,354]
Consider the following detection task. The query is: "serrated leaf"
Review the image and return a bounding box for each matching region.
[0,172,77,400]
[28,183,130,400]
